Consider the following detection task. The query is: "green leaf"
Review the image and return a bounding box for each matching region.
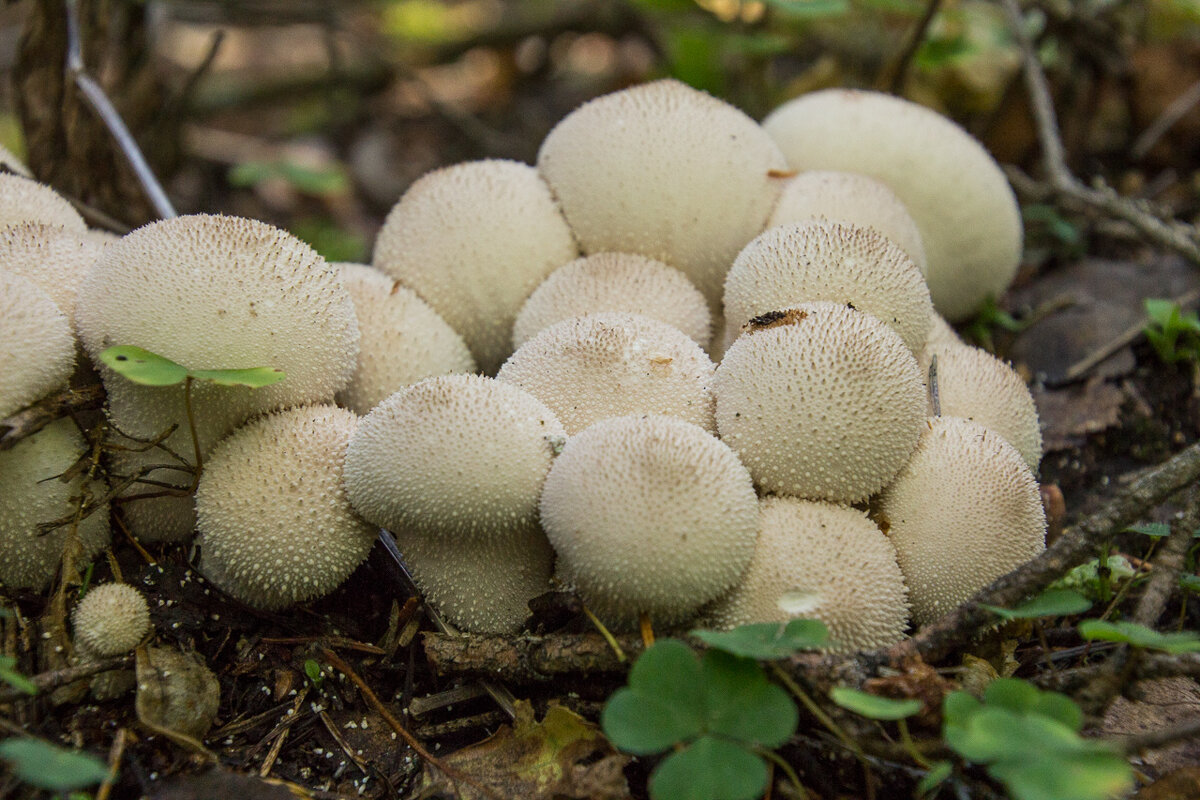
[0,657,37,696]
[692,619,830,659]
[188,366,286,388]
[99,346,189,386]
[1078,619,1200,653]
[701,650,797,747]
[0,738,109,791]
[1126,522,1171,538]
[830,687,921,720]
[763,0,850,19]
[601,640,704,754]
[1144,298,1180,328]
[1180,574,1200,593]
[942,691,981,728]
[916,760,953,797]
[988,749,1132,800]
[982,678,1081,730]
[982,589,1092,620]
[649,736,767,800]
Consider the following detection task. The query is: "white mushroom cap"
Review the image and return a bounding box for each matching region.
[925,311,964,351]
[1,270,75,418]
[395,525,554,634]
[73,584,151,657]
[0,143,31,177]
[703,497,909,653]
[0,419,111,591]
[513,252,712,350]
[105,448,197,545]
[0,222,106,328]
[873,416,1046,626]
[713,303,926,503]
[540,414,758,629]
[336,263,476,415]
[344,374,566,543]
[0,174,86,232]
[536,79,788,310]
[767,171,927,275]
[497,312,716,435]
[196,405,377,611]
[922,342,1042,471]
[372,160,578,374]
[762,89,1022,321]
[722,221,934,354]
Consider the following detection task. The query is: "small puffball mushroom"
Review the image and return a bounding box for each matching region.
[336,263,476,415]
[0,143,31,177]
[395,525,554,634]
[196,405,377,611]
[0,270,75,418]
[722,221,933,354]
[762,89,1022,321]
[540,414,758,629]
[0,174,87,232]
[714,303,926,503]
[345,374,566,542]
[703,497,909,653]
[0,419,111,591]
[537,79,788,310]
[874,416,1046,626]
[73,584,151,657]
[373,160,577,374]
[512,252,712,350]
[497,312,716,435]
[767,171,927,276]
[0,222,107,328]
[922,343,1042,471]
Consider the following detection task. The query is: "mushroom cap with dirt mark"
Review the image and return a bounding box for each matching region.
[73,583,152,657]
[0,174,87,232]
[0,269,75,419]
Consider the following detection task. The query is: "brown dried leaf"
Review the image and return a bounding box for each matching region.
[136,645,220,753]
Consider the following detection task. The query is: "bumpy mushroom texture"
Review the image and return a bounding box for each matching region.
[874,416,1046,626]
[767,171,927,276]
[762,89,1022,321]
[0,143,31,177]
[536,79,788,310]
[496,312,717,435]
[336,263,476,415]
[196,405,377,611]
[512,252,713,350]
[0,419,111,591]
[921,342,1042,471]
[703,497,909,653]
[372,160,577,374]
[0,174,87,232]
[344,374,566,542]
[395,525,554,634]
[73,584,152,657]
[714,303,926,504]
[0,222,107,328]
[722,221,934,354]
[924,311,964,352]
[540,414,758,630]
[0,270,75,419]
[104,447,197,544]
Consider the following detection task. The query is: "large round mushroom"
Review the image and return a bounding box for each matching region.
[1,269,75,419]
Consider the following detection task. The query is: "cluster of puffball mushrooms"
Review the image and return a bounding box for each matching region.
[1,80,1046,658]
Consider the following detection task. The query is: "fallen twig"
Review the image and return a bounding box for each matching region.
[0,654,130,703]
[0,384,105,452]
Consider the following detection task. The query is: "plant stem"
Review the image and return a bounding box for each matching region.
[758,747,809,800]
[896,718,931,769]
[769,663,862,757]
[582,605,626,663]
[184,376,202,488]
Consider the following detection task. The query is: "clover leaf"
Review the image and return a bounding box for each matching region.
[1078,620,1200,654]
[100,345,285,389]
[982,589,1092,621]
[692,618,830,659]
[830,687,921,721]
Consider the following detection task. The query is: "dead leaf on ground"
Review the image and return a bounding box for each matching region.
[1134,766,1200,800]
[1034,379,1128,452]
[1104,677,1200,777]
[147,766,304,800]
[136,645,221,752]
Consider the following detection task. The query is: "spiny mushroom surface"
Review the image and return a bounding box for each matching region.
[540,414,757,629]
[73,584,152,657]
[336,263,476,415]
[703,496,909,653]
[722,221,933,353]
[1,269,75,418]
[372,159,577,374]
[497,312,716,435]
[537,79,788,310]
[762,89,1021,321]
[196,405,377,611]
[0,174,87,232]
[344,374,566,542]
[512,252,712,350]
[0,419,110,591]
[767,170,927,276]
[0,222,107,329]
[873,416,1046,626]
[714,303,926,503]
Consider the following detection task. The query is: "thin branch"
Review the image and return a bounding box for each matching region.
[1113,714,1200,754]
[884,0,944,94]
[0,384,105,452]
[1132,77,1200,161]
[0,654,131,703]
[1131,508,1198,628]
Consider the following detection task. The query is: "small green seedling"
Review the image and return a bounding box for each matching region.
[1125,521,1170,538]
[0,738,109,792]
[99,346,286,389]
[981,588,1092,621]
[964,295,1026,352]
[304,659,325,688]
[1143,298,1200,364]
[830,687,920,720]
[1078,619,1200,654]
[691,618,830,660]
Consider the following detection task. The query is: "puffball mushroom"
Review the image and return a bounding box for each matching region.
[512,252,712,350]
[0,174,87,232]
[537,79,788,310]
[336,263,476,415]
[0,419,111,591]
[540,414,758,629]
[73,584,151,657]
[703,497,909,653]
[873,416,1046,626]
[196,405,377,611]
[0,222,107,328]
[722,221,934,354]
[372,160,577,374]
[0,269,75,418]
[762,89,1022,321]
[497,312,717,435]
[713,303,926,503]
[344,374,566,542]
[767,170,927,276]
